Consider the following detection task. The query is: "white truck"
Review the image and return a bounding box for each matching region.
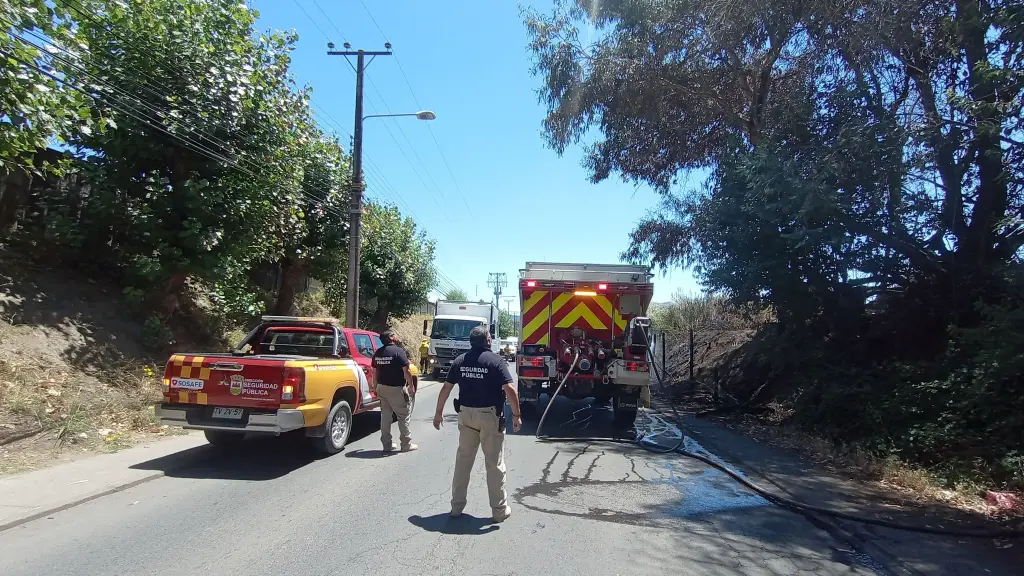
[422,300,502,379]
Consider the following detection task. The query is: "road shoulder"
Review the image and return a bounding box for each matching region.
[0,433,211,532]
[674,412,1021,576]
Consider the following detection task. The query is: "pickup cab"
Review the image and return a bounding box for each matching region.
[155,316,418,455]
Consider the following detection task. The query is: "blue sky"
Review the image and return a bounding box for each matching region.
[252,0,700,310]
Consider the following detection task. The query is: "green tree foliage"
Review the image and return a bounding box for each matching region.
[1,1,435,346]
[0,1,84,166]
[357,203,436,332]
[527,0,1024,486]
[498,308,514,338]
[45,0,336,316]
[443,287,468,301]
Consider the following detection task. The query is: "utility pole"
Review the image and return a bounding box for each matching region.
[487,273,507,306]
[327,42,392,328]
[503,297,516,337]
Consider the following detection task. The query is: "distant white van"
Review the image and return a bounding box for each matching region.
[499,338,518,360]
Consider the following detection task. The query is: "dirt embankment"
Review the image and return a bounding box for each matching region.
[655,328,758,402]
[0,247,439,474]
[390,314,431,367]
[0,250,178,474]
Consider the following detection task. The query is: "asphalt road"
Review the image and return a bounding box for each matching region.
[0,369,884,576]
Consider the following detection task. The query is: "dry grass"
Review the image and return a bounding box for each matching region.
[0,323,180,475]
[651,291,774,334]
[390,314,432,365]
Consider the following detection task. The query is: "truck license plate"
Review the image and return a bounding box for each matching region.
[212,407,243,420]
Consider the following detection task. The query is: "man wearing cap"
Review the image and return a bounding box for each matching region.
[419,338,430,373]
[432,325,521,522]
[371,331,417,453]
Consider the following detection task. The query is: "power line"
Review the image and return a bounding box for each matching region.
[293,2,457,225]
[361,75,456,214]
[51,2,242,155]
[289,0,332,43]
[29,4,352,214]
[3,29,350,226]
[356,0,476,216]
[312,108,468,296]
[286,9,466,293]
[309,0,349,44]
[10,13,469,300]
[311,103,466,295]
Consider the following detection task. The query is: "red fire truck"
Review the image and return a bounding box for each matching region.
[516,262,654,425]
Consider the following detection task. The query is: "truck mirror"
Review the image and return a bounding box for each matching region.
[337,344,351,358]
[422,319,428,335]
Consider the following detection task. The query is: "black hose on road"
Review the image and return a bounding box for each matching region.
[532,342,1024,539]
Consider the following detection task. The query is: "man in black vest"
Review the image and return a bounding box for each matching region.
[371,331,417,452]
[432,325,521,522]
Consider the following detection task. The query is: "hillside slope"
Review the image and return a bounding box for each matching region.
[0,246,441,474]
[0,250,171,474]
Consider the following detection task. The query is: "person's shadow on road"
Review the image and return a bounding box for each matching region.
[344,449,397,459]
[408,513,500,535]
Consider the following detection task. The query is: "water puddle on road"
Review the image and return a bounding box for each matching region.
[638,411,770,517]
[515,409,773,526]
[514,408,891,575]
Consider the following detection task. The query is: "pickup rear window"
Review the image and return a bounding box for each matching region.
[260,327,334,356]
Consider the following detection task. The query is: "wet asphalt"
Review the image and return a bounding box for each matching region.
[0,367,885,576]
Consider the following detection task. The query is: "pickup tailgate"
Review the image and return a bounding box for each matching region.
[165,354,292,408]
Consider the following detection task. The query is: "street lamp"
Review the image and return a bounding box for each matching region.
[345,109,436,328]
[364,110,437,121]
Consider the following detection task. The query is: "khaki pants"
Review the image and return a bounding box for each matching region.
[376,385,412,449]
[451,406,509,517]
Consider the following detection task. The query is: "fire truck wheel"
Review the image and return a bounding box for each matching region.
[613,408,638,427]
[612,398,638,427]
[204,430,245,448]
[431,368,441,380]
[520,402,538,421]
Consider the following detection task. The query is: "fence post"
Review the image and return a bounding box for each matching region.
[688,327,695,381]
[660,331,666,381]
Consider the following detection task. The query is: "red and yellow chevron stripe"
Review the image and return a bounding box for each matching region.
[520,290,551,345]
[520,291,631,345]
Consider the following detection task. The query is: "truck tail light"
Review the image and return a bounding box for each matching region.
[282,367,305,402]
[162,360,174,397]
[519,356,544,367]
[625,361,649,373]
[526,280,536,287]
[598,283,607,290]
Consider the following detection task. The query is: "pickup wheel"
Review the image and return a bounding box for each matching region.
[314,400,353,455]
[204,430,245,448]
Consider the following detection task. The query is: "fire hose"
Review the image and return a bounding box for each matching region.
[532,345,1024,538]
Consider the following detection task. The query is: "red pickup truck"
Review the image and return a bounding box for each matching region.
[156,316,419,454]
